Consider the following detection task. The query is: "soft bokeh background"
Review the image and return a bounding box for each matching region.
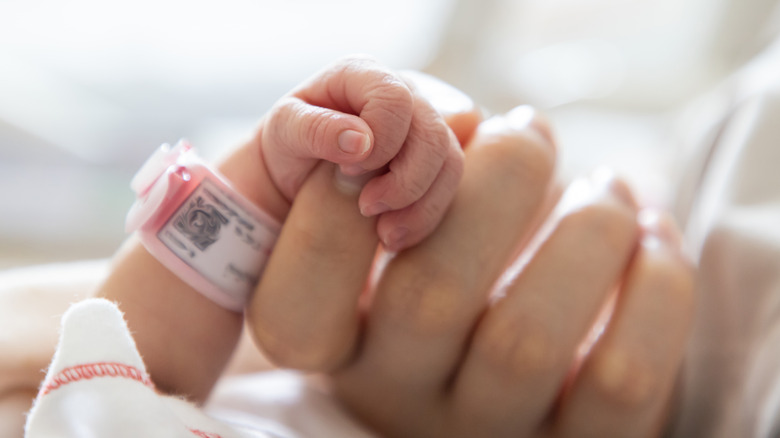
[1,0,777,268]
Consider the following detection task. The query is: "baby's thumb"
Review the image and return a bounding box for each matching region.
[261,96,374,199]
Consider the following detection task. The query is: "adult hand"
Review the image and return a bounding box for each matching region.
[248,78,696,437]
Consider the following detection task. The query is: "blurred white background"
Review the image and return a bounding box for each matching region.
[1,0,778,268]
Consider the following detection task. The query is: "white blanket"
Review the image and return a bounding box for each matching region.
[25,298,274,438]
[23,298,374,438]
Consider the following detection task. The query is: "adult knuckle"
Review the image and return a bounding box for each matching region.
[641,251,697,315]
[560,201,637,253]
[480,132,556,192]
[384,263,469,336]
[252,316,349,372]
[291,222,355,264]
[475,315,559,381]
[591,348,657,409]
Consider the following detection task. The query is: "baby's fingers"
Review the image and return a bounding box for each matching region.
[359,94,461,216]
[262,56,415,200]
[359,78,467,250]
[247,162,377,372]
[262,96,374,199]
[374,142,463,251]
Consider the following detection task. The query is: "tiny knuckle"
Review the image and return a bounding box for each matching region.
[397,172,429,202]
[265,100,294,142]
[448,146,465,178]
[418,196,446,225]
[300,108,329,156]
[372,81,414,117]
[419,117,454,157]
[412,109,456,153]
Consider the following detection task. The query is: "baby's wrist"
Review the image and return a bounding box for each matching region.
[215,132,291,221]
[126,140,282,312]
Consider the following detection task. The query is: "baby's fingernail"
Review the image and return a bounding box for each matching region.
[338,130,371,155]
[383,227,409,250]
[334,166,373,195]
[361,201,390,217]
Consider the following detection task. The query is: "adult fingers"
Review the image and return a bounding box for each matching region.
[246,163,378,371]
[448,173,641,437]
[332,108,557,435]
[248,65,485,369]
[551,211,695,438]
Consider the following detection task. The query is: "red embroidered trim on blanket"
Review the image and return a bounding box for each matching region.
[189,429,224,438]
[37,362,224,438]
[39,361,155,396]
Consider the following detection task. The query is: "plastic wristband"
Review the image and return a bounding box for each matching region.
[125,140,281,312]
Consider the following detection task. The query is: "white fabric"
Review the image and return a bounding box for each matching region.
[25,299,273,438]
[15,19,780,436]
[22,297,374,438]
[665,37,780,438]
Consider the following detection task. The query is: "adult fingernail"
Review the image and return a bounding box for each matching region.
[505,105,555,145]
[361,201,390,217]
[334,166,373,195]
[555,177,594,215]
[383,227,409,250]
[340,164,365,176]
[638,209,683,250]
[338,130,371,155]
[592,167,637,208]
[556,170,636,218]
[505,105,535,130]
[594,350,654,405]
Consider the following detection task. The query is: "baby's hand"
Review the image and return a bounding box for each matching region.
[259,56,464,251]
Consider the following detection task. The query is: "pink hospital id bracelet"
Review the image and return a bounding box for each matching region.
[125,140,281,312]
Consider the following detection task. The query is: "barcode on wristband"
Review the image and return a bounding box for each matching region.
[157,178,275,299]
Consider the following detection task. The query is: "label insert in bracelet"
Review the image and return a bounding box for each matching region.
[158,178,274,299]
